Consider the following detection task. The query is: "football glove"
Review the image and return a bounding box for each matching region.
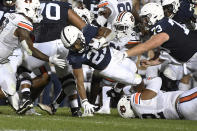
[49,54,66,69]
[81,99,97,115]
[89,37,108,50]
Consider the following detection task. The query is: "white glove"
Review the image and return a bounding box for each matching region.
[49,54,66,69]
[89,37,108,50]
[81,99,97,115]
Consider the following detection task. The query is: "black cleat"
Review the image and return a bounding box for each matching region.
[71,107,82,117]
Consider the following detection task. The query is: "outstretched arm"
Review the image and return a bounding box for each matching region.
[16,27,49,62]
[15,28,65,68]
[126,33,169,57]
[72,68,87,100]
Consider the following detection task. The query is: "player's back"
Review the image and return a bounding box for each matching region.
[130,90,183,119]
[34,1,71,43]
[99,0,132,28]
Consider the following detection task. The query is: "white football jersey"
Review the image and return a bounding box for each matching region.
[98,0,133,28]
[110,31,140,51]
[130,90,183,119]
[0,13,33,63]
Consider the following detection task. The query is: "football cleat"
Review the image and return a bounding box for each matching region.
[25,108,41,116]
[17,92,33,114]
[71,107,82,117]
[17,98,33,114]
[37,103,56,115]
[95,106,110,114]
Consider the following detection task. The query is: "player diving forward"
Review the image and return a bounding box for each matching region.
[60,24,142,115]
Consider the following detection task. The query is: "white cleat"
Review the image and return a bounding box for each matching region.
[25,108,41,116]
[96,107,110,114]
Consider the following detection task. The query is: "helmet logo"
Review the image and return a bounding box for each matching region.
[120,105,126,114]
[25,0,32,3]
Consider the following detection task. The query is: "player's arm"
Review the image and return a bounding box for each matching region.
[68,9,86,30]
[15,27,49,62]
[72,68,87,100]
[73,68,97,114]
[126,33,169,57]
[15,28,65,68]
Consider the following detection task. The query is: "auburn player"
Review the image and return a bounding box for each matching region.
[0,0,66,114]
[95,0,140,28]
[118,76,197,120]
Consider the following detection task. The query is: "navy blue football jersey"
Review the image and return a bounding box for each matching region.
[67,46,111,70]
[34,1,72,43]
[173,0,194,24]
[150,17,197,62]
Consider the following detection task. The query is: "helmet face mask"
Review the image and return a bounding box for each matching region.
[162,0,180,18]
[140,3,164,28]
[113,11,135,39]
[61,26,86,53]
[15,0,43,23]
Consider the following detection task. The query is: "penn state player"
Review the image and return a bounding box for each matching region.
[162,0,196,30]
[31,0,115,116]
[123,3,197,75]
[60,25,142,116]
[117,75,197,120]
[96,11,140,114]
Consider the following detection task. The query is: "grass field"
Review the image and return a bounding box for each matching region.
[0,106,196,131]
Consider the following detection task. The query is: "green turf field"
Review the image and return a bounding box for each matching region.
[0,106,196,131]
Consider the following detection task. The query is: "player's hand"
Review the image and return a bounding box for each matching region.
[49,54,66,69]
[81,99,97,116]
[89,37,108,50]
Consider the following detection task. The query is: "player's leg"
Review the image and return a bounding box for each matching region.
[16,66,33,114]
[99,49,142,85]
[178,87,197,120]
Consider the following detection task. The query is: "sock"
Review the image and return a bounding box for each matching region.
[70,99,78,108]
[102,86,111,110]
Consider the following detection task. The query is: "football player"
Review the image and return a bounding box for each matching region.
[95,0,139,28]
[16,0,114,116]
[118,76,197,120]
[0,0,66,114]
[162,0,196,30]
[60,25,142,116]
[124,3,197,74]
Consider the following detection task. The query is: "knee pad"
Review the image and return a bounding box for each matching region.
[61,74,77,96]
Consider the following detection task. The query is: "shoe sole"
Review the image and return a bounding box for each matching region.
[37,103,53,115]
[17,104,33,114]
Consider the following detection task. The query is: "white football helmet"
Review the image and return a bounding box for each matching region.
[113,11,135,39]
[15,0,43,23]
[73,7,94,24]
[162,0,180,18]
[192,0,197,4]
[61,26,86,53]
[140,3,164,27]
[117,96,135,118]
